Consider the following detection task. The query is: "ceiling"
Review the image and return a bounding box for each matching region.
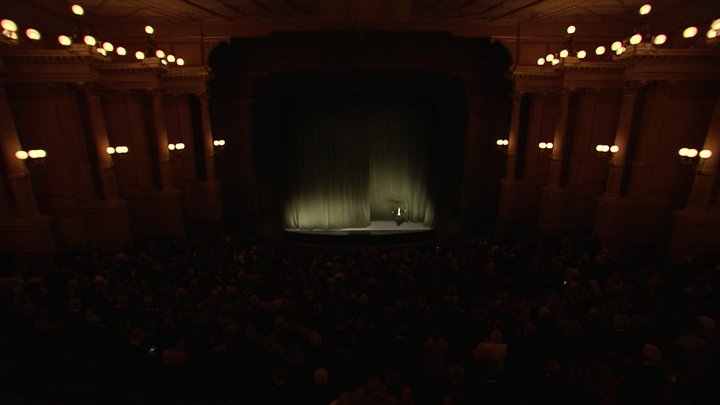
[12,0,711,23]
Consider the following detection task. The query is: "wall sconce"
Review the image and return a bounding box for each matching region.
[538,142,554,155]
[678,147,712,165]
[595,144,619,157]
[15,149,47,166]
[213,139,226,150]
[495,138,508,152]
[168,142,185,152]
[106,145,129,160]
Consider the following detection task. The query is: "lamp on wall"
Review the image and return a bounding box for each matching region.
[678,147,712,165]
[15,149,47,166]
[538,141,554,154]
[495,138,509,152]
[595,144,619,158]
[212,139,226,151]
[168,142,185,153]
[106,145,129,159]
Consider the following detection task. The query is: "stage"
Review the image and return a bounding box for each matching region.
[284,221,433,245]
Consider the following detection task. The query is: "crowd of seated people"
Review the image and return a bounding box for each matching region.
[0,235,718,404]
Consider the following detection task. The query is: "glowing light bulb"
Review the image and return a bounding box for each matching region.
[559,49,569,58]
[71,4,84,16]
[630,33,642,45]
[1,19,17,32]
[552,58,560,66]
[168,144,175,151]
[83,35,96,46]
[116,46,126,56]
[15,150,28,160]
[577,50,587,59]
[25,28,41,40]
[611,41,622,51]
[653,34,667,45]
[683,26,698,38]
[175,143,185,150]
[595,46,606,55]
[116,146,129,154]
[610,145,619,153]
[596,145,604,152]
[708,30,718,39]
[167,54,175,63]
[699,149,712,159]
[537,57,546,66]
[135,51,145,60]
[639,4,652,16]
[98,48,106,56]
[545,53,554,62]
[539,142,547,149]
[106,147,116,155]
[546,142,554,149]
[687,149,699,158]
[103,42,114,52]
[176,58,184,66]
[155,49,165,58]
[144,25,154,35]
[58,35,72,46]
[712,18,720,31]
[566,25,576,35]
[678,148,689,157]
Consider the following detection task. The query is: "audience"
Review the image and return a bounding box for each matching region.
[0,235,718,404]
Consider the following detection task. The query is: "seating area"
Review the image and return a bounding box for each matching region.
[1,235,718,404]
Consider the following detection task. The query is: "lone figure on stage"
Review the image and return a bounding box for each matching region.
[392,206,407,226]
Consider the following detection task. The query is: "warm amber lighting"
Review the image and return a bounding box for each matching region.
[545,53,554,62]
[15,150,28,160]
[551,59,560,66]
[116,146,129,154]
[167,54,176,63]
[629,34,642,45]
[83,35,96,46]
[28,149,47,159]
[713,18,720,31]
[683,26,698,38]
[176,58,185,66]
[161,59,168,65]
[106,146,116,155]
[537,57,545,66]
[559,49,569,58]
[678,148,689,157]
[168,144,176,151]
[102,42,114,52]
[495,139,508,146]
[687,149,699,158]
[539,142,554,150]
[653,34,667,45]
[145,25,154,35]
[596,145,607,152]
[116,47,127,56]
[610,145,619,153]
[71,4,84,16]
[25,28,41,40]
[699,149,712,159]
[58,35,72,46]
[577,50,587,59]
[595,46,606,55]
[708,30,718,39]
[616,46,626,55]
[135,51,145,60]
[1,19,17,32]
[155,49,165,58]
[566,25,576,35]
[98,48,107,56]
[611,41,622,51]
[213,139,226,147]
[639,4,652,15]
[175,143,185,150]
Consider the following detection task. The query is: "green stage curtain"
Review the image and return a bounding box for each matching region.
[283,97,435,229]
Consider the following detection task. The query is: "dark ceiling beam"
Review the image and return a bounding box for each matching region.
[178,0,236,21]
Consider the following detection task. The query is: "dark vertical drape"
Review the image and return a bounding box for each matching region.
[283,96,435,229]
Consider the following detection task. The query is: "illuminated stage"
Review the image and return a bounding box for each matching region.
[284,221,433,244]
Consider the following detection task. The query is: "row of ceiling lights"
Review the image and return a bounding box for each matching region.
[536,4,720,66]
[1,4,185,66]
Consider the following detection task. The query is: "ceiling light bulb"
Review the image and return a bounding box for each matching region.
[566,25,576,35]
[161,59,168,65]
[595,46,606,55]
[610,145,619,153]
[71,4,84,16]
[708,29,718,39]
[683,26,698,38]
[25,28,41,40]
[58,35,72,46]
[611,41,622,51]
[176,58,184,66]
[167,54,175,63]
[135,51,145,60]
[617,46,626,55]
[537,57,546,66]
[103,42,114,52]
[145,25,154,35]
[15,150,28,160]
[98,48,106,56]
[1,19,17,32]
[559,49,569,58]
[552,58,559,65]
[116,46,126,56]
[155,49,165,58]
[653,34,667,45]
[699,149,712,159]
[639,4,652,16]
[545,53,554,62]
[629,33,642,45]
[83,35,96,46]
[577,50,587,59]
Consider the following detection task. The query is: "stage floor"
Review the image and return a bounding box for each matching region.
[285,221,433,235]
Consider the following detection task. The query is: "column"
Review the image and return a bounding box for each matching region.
[149,90,174,190]
[547,88,576,187]
[671,92,720,255]
[0,84,54,252]
[504,91,524,179]
[604,82,643,196]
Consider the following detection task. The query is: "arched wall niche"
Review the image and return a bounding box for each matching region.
[206,31,513,236]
